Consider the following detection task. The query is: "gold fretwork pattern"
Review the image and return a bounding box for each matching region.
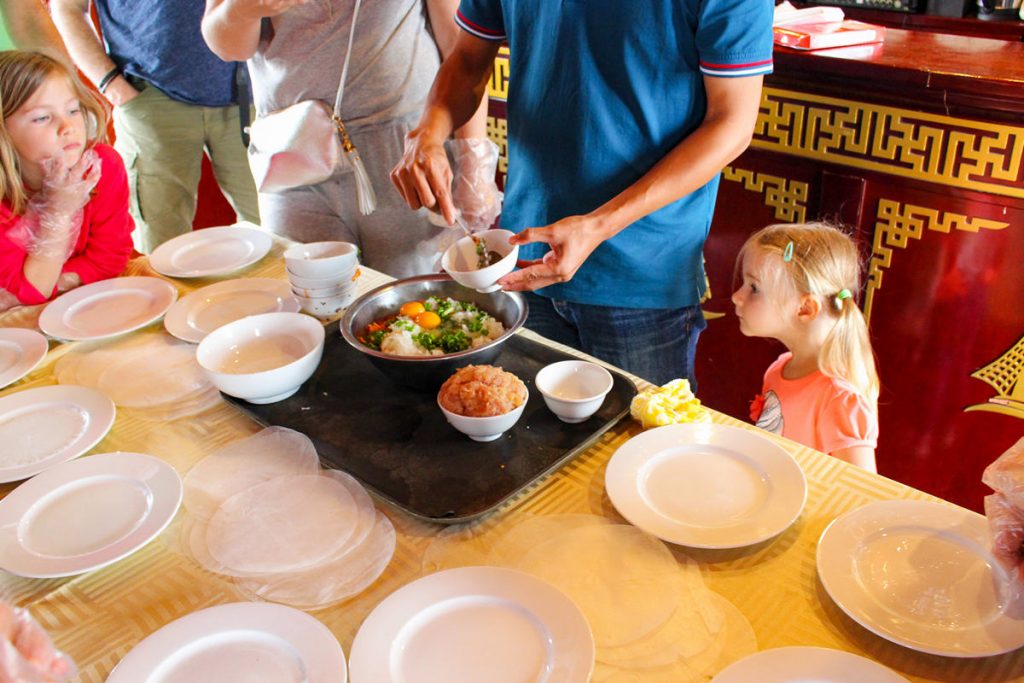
[486,115,508,177]
[487,47,510,101]
[865,199,1009,322]
[722,166,809,223]
[755,88,1024,199]
[966,335,1024,420]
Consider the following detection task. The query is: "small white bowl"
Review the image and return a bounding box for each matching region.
[441,229,518,293]
[284,241,358,279]
[294,290,357,320]
[290,281,356,299]
[535,360,613,423]
[438,399,527,442]
[196,311,325,404]
[286,267,358,290]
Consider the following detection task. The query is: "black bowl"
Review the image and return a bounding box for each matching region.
[339,274,528,390]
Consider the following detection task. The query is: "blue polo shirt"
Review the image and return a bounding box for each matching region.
[95,0,238,107]
[456,0,773,309]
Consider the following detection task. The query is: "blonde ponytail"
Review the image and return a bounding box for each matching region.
[820,291,879,402]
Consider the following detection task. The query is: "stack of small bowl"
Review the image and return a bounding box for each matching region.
[283,241,360,320]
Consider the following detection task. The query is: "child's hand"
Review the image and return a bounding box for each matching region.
[0,602,76,683]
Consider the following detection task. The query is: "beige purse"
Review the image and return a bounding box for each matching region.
[246,0,376,214]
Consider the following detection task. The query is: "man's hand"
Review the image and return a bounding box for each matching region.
[497,215,609,291]
[391,131,457,225]
[101,76,139,108]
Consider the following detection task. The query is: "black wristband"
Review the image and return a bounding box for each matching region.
[97,66,121,94]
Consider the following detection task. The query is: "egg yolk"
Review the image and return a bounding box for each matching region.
[400,301,425,317]
[415,311,441,329]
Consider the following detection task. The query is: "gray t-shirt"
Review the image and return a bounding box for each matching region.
[248,0,440,129]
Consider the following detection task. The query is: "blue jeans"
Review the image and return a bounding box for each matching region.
[522,292,707,389]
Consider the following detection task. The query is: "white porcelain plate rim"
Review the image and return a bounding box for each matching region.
[0,385,115,483]
[348,565,594,683]
[38,277,178,341]
[710,646,910,683]
[0,328,48,389]
[604,423,807,549]
[816,499,1024,657]
[105,602,347,683]
[149,224,272,278]
[0,452,181,578]
[163,277,300,343]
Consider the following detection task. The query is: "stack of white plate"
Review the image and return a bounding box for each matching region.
[283,241,360,319]
[179,427,394,610]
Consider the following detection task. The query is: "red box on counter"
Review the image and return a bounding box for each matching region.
[773,20,886,50]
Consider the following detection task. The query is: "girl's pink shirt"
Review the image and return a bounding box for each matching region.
[753,351,878,455]
[0,143,134,305]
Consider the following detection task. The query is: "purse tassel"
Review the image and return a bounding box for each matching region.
[334,115,377,215]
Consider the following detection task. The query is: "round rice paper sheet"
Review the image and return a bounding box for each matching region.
[234,510,396,609]
[206,473,358,574]
[183,427,320,520]
[516,524,680,648]
[488,513,613,567]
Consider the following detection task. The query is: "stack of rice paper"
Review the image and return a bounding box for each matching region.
[178,427,395,610]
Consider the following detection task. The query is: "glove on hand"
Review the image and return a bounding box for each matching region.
[449,138,503,233]
[0,602,76,683]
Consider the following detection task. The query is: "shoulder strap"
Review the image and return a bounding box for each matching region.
[333,0,361,116]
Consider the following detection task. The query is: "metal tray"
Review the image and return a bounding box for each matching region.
[224,324,637,523]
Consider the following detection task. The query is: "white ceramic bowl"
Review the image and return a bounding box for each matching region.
[441,229,518,293]
[286,267,358,290]
[196,311,325,404]
[283,241,358,279]
[535,360,613,423]
[294,290,357,320]
[438,399,527,442]
[290,281,356,299]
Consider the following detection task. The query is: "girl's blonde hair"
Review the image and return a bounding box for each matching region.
[0,50,109,214]
[738,221,879,402]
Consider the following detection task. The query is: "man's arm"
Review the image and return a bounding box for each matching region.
[424,0,488,141]
[0,0,67,56]
[391,29,499,222]
[498,74,765,291]
[202,0,307,62]
[50,0,137,106]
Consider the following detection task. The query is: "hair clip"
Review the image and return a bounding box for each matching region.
[834,288,852,309]
[782,241,794,262]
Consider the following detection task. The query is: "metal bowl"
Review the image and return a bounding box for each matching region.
[339,274,528,391]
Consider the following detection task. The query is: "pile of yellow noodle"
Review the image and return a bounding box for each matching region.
[630,379,711,429]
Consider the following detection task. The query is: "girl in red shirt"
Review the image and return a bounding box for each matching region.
[0,50,133,309]
[732,222,880,472]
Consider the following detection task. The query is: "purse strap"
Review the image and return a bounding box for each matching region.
[333,0,361,117]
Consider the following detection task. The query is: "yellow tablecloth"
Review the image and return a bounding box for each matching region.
[1,244,1022,683]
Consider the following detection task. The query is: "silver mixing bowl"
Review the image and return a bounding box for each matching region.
[339,274,528,390]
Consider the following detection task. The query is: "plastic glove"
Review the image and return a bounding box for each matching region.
[983,437,1024,511]
[984,493,1024,585]
[0,288,18,313]
[450,138,503,233]
[0,603,76,683]
[5,150,100,262]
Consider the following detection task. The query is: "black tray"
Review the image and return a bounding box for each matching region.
[224,323,637,523]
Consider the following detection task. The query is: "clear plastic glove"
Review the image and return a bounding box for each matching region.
[0,288,18,313]
[984,493,1024,586]
[983,437,1024,511]
[450,138,502,232]
[5,150,100,262]
[0,603,76,683]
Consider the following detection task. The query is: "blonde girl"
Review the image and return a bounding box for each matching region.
[0,50,133,309]
[732,221,880,472]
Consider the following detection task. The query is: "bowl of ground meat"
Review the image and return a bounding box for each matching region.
[437,365,528,441]
[340,274,528,390]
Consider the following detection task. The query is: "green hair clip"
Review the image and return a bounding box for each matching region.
[782,241,794,262]
[834,288,852,309]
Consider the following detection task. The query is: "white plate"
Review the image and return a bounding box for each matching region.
[164,278,300,343]
[107,602,347,683]
[0,452,180,578]
[349,566,594,683]
[150,224,272,278]
[817,499,1024,657]
[605,423,807,549]
[711,646,909,682]
[39,277,178,341]
[0,328,47,389]
[0,385,115,483]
